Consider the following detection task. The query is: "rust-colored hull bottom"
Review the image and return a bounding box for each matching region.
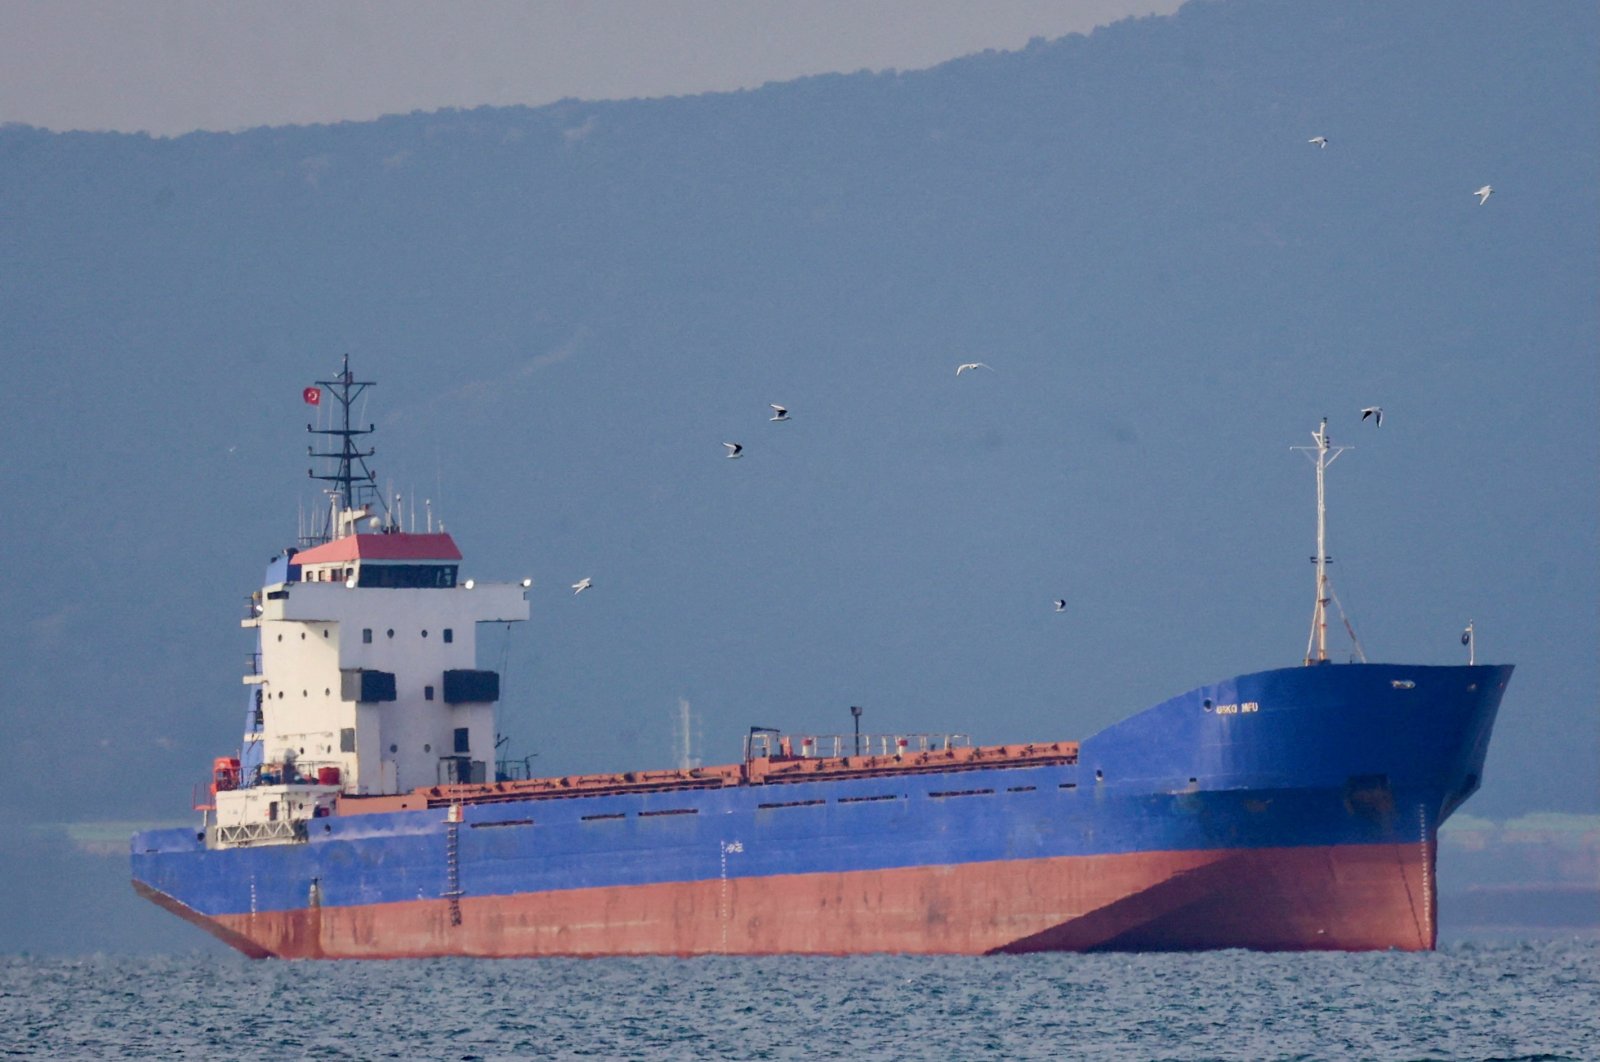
[190,842,1436,959]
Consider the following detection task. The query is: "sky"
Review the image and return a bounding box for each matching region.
[0,0,1183,136]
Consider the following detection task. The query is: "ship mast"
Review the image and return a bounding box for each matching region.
[305,355,387,545]
[1292,418,1350,665]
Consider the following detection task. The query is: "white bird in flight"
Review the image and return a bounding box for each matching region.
[769,404,789,422]
[724,442,743,459]
[1361,406,1383,427]
[1308,135,1328,149]
[1054,599,1067,613]
[571,577,592,595]
[1475,185,1493,205]
[956,362,992,376]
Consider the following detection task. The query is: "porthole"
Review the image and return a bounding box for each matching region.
[424,744,431,753]
[276,634,283,642]
[389,744,398,753]
[387,629,395,639]
[300,632,306,640]
[421,630,429,638]
[324,688,330,696]
[302,690,308,697]
[1203,699,1213,711]
[323,630,330,639]
[1095,769,1104,781]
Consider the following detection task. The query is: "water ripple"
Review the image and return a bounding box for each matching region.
[0,941,1594,1060]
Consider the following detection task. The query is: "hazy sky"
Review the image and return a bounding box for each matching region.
[0,0,1183,136]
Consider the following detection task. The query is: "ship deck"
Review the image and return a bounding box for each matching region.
[336,741,1080,816]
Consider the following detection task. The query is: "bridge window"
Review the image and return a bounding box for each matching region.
[355,564,460,589]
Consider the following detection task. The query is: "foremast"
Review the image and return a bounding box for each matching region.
[1292,418,1360,665]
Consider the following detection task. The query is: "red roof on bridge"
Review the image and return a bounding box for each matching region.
[293,532,462,565]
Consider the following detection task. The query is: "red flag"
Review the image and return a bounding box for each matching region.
[303,386,322,405]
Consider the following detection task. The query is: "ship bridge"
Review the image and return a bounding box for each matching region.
[292,531,463,588]
[243,530,528,804]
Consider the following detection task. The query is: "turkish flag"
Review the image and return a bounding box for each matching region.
[303,387,322,405]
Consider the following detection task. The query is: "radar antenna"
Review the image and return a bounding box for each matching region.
[305,355,388,544]
[1291,418,1364,665]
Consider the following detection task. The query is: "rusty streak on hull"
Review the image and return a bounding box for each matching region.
[185,842,1435,959]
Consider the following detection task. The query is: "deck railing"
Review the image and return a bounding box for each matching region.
[212,819,306,849]
[746,731,971,761]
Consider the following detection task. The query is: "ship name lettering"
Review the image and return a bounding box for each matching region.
[1213,702,1259,716]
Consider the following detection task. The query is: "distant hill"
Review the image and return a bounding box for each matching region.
[1,0,1595,838]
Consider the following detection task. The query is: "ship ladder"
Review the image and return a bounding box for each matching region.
[444,817,463,926]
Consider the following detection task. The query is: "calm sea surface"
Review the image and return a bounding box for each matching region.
[2,941,1595,1060]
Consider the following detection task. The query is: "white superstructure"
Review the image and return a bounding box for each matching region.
[205,359,529,846]
[249,528,526,792]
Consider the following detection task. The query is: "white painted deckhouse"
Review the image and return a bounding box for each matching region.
[210,358,528,848]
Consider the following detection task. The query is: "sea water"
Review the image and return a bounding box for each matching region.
[2,941,1595,1060]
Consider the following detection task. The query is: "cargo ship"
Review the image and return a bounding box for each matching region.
[130,361,1512,956]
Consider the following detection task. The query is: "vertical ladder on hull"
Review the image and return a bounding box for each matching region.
[444,816,463,926]
[1419,803,1435,949]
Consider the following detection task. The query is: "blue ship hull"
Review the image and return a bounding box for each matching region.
[131,662,1511,956]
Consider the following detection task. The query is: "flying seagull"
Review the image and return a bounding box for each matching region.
[1475,184,1493,205]
[1054,599,1067,613]
[955,362,992,376]
[571,577,592,595]
[1308,136,1328,149]
[1360,406,1383,427]
[723,442,743,459]
[769,404,789,422]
